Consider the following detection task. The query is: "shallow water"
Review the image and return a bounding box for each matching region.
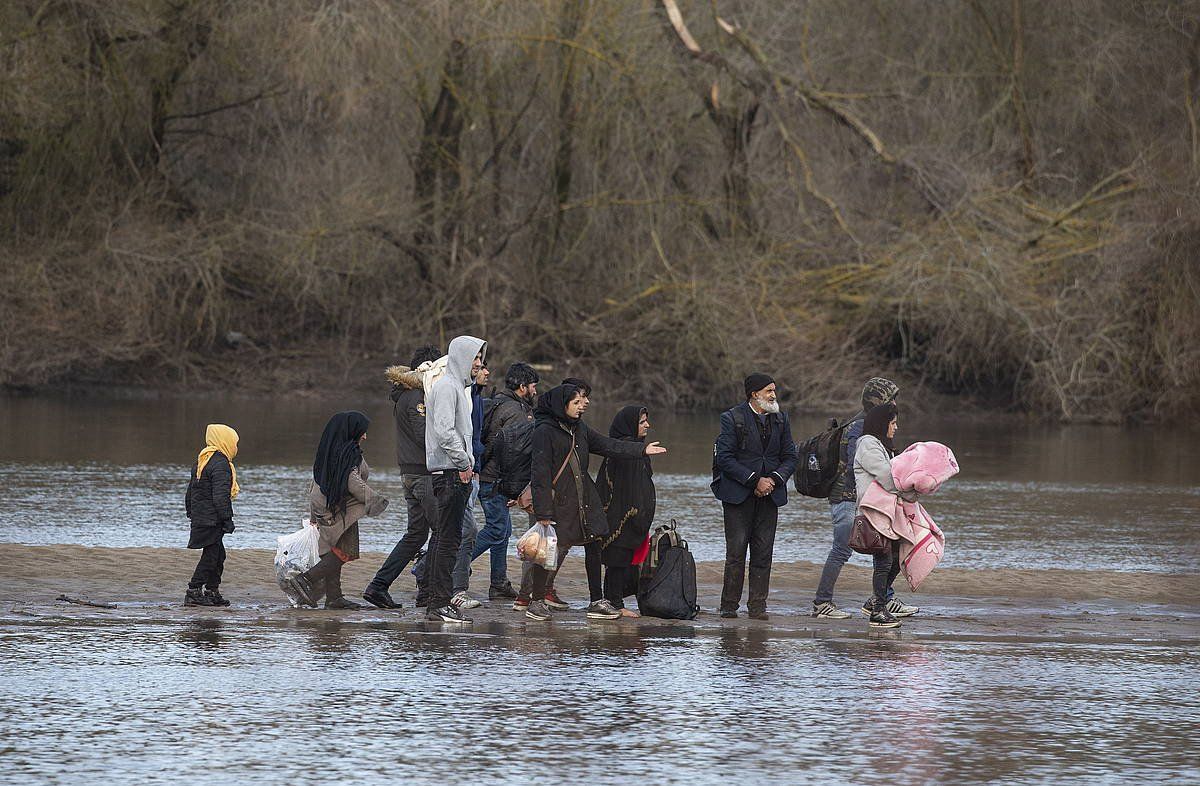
[0,615,1196,785]
[1,394,1197,573]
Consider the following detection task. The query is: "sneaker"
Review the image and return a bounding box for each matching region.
[812,601,852,619]
[861,597,920,617]
[543,588,570,610]
[886,598,919,617]
[451,591,482,610]
[204,589,230,607]
[184,588,214,607]
[512,597,530,612]
[362,586,401,609]
[868,609,901,629]
[489,581,519,600]
[426,604,472,624]
[748,609,769,621]
[325,596,364,610]
[586,599,622,620]
[719,609,738,619]
[525,600,552,621]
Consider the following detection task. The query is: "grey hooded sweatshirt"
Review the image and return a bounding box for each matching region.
[424,335,487,473]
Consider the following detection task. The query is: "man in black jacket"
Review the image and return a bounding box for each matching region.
[362,345,442,609]
[711,373,799,620]
[472,361,539,599]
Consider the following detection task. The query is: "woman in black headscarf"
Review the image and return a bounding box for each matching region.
[523,385,666,621]
[597,405,656,618]
[288,411,389,610]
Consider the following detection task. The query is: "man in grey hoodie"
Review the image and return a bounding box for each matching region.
[424,334,487,623]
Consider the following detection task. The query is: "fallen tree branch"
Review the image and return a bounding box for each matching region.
[56,594,116,609]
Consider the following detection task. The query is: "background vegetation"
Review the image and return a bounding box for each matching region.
[2,0,1197,420]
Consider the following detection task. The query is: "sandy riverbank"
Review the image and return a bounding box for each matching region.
[2,544,1196,644]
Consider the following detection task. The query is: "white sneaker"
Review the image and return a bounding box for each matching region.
[451,591,482,610]
[886,598,919,617]
[811,601,852,619]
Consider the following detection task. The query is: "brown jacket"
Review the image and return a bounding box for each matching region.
[308,459,388,560]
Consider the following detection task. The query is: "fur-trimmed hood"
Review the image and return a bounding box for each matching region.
[385,365,423,391]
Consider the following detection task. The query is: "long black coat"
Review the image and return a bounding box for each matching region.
[530,419,645,547]
[185,453,234,549]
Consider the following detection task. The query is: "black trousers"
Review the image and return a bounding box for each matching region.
[426,472,470,610]
[584,541,603,602]
[370,474,436,592]
[871,539,902,608]
[188,537,226,590]
[603,565,635,609]
[720,496,779,613]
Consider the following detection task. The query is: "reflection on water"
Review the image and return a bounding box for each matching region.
[1,394,1198,573]
[0,617,1195,784]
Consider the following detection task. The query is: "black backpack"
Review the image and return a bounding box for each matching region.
[494,419,534,500]
[637,521,700,620]
[794,413,858,499]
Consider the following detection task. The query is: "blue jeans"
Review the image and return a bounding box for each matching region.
[472,481,513,588]
[451,477,480,594]
[813,500,893,605]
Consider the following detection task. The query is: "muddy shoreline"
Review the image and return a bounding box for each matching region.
[3,544,1195,645]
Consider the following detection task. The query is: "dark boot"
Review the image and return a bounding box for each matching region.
[321,558,359,609]
[489,581,518,600]
[205,588,230,607]
[185,588,214,607]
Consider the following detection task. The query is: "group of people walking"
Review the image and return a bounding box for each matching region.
[184,333,918,629]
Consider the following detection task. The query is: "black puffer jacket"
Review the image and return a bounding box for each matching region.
[185,453,234,549]
[530,419,645,547]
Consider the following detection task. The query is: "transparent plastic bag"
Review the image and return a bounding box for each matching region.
[516,522,558,570]
[274,518,319,607]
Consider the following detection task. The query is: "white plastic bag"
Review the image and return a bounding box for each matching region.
[516,522,558,570]
[274,518,319,607]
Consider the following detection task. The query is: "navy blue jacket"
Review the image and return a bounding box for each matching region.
[711,402,799,507]
[471,384,486,474]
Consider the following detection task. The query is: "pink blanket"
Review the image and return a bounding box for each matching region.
[890,441,959,495]
[859,484,946,591]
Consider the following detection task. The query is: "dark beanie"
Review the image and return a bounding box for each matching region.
[744,373,775,399]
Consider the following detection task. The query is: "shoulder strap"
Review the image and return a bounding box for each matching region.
[552,430,576,485]
[733,407,748,450]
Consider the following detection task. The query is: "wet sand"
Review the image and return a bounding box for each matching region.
[1,543,1196,643]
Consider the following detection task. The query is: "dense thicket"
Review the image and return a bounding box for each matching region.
[2,0,1197,420]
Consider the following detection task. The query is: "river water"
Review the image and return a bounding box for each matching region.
[1,615,1197,785]
[1,393,1198,785]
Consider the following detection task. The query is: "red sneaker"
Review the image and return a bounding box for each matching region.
[543,588,570,610]
[512,596,530,611]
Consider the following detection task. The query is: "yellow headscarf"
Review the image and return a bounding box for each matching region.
[196,424,240,500]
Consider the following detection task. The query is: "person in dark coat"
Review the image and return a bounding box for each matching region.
[363,345,442,610]
[185,424,240,607]
[524,384,666,621]
[712,373,799,620]
[288,411,389,610]
[597,405,656,617]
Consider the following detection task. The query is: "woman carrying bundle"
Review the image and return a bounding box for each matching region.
[289,411,389,610]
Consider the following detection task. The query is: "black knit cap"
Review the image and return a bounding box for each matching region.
[744,373,775,399]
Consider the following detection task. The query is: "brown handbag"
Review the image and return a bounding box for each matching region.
[849,513,892,555]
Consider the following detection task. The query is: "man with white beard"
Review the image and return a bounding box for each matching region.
[710,373,799,620]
